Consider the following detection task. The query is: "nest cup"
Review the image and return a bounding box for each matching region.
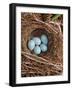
[28,28,48,55]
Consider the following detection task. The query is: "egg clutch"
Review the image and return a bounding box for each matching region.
[28,34,48,55]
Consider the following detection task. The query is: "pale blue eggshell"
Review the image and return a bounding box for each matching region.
[41,34,48,45]
[34,46,41,55]
[33,37,41,45]
[28,40,35,50]
[40,44,47,52]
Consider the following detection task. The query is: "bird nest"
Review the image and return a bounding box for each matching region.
[21,13,63,77]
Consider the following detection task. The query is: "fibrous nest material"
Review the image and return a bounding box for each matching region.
[21,13,63,77]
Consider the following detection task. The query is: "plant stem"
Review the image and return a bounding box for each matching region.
[52,15,61,21]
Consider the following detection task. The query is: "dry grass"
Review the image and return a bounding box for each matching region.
[21,13,63,77]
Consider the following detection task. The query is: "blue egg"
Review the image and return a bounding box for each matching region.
[33,37,41,45]
[28,40,35,50]
[41,34,48,45]
[34,46,41,55]
[40,44,47,52]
